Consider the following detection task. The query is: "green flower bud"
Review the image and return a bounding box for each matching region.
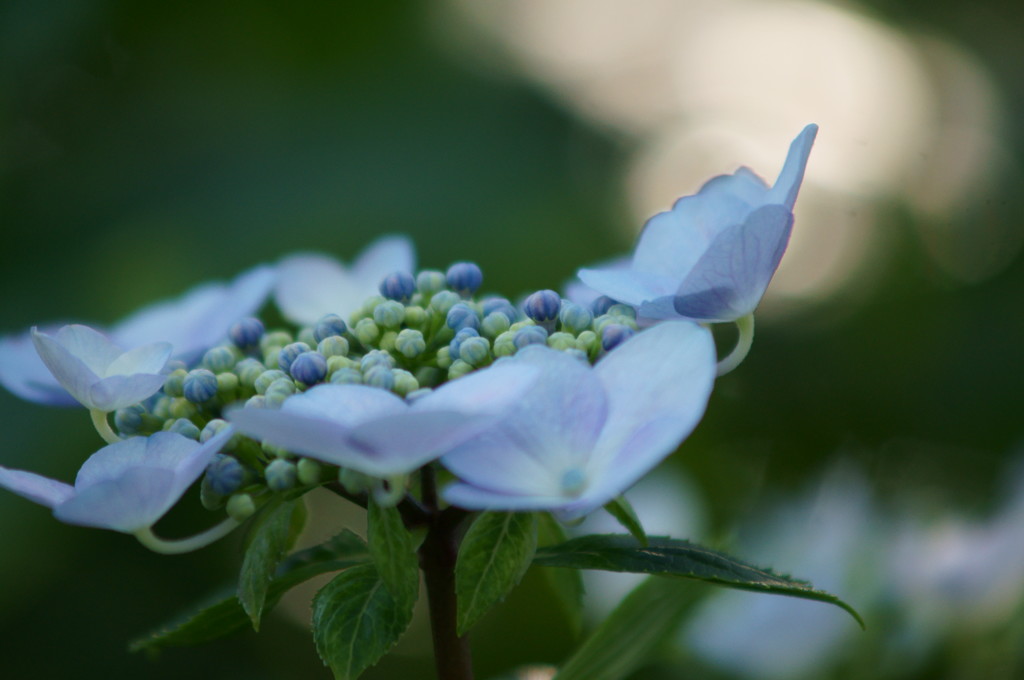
[327,355,358,375]
[391,369,419,397]
[297,458,323,486]
[264,378,297,409]
[547,332,577,351]
[296,327,317,347]
[200,475,226,510]
[202,345,239,374]
[339,467,371,495]
[255,369,289,394]
[216,372,239,399]
[607,303,637,320]
[169,397,198,420]
[114,404,146,435]
[235,358,266,390]
[416,269,447,295]
[330,367,363,384]
[395,329,427,358]
[458,336,491,367]
[168,418,201,440]
[373,300,406,329]
[429,290,461,317]
[262,442,290,458]
[403,305,427,328]
[318,335,350,358]
[448,359,474,380]
[162,368,188,398]
[435,346,453,369]
[379,330,398,353]
[260,330,293,353]
[226,493,256,521]
[353,318,380,346]
[481,312,511,338]
[509,320,536,333]
[493,330,517,357]
[245,394,266,409]
[262,347,282,370]
[200,418,231,443]
[152,395,173,419]
[575,330,600,359]
[265,459,298,492]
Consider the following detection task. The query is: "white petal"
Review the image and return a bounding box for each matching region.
[351,235,416,284]
[53,325,122,374]
[31,327,101,407]
[274,254,360,325]
[0,467,74,508]
[104,342,172,377]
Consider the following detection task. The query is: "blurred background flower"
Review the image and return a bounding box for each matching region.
[2,1,1023,678]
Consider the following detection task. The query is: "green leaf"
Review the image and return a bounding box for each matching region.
[455,511,538,635]
[131,530,368,654]
[602,497,647,546]
[535,534,864,628]
[554,577,698,680]
[367,498,419,610]
[312,562,415,680]
[537,513,585,636]
[238,497,307,630]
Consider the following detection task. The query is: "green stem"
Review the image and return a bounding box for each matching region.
[419,467,474,680]
[90,409,122,445]
[716,314,755,376]
[134,517,240,555]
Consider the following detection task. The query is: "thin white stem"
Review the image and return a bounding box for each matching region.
[134,517,240,555]
[716,314,755,376]
[90,409,122,445]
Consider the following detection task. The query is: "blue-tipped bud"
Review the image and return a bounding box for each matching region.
[395,329,427,358]
[168,417,201,440]
[514,325,549,349]
[449,327,479,360]
[255,369,289,394]
[364,365,395,390]
[203,345,238,374]
[481,311,511,338]
[416,269,447,295]
[290,351,327,385]
[360,349,395,372]
[353,318,380,346]
[318,335,350,358]
[601,323,636,352]
[559,302,593,334]
[206,454,245,496]
[482,297,518,322]
[330,367,363,385]
[313,314,348,343]
[446,303,480,332]
[229,318,265,349]
[458,336,491,367]
[446,262,483,296]
[591,295,618,316]
[114,404,146,435]
[278,342,312,374]
[379,271,416,302]
[226,493,256,521]
[524,289,562,323]
[373,300,406,329]
[265,459,298,492]
[183,369,219,403]
[430,290,461,317]
[200,418,231,444]
[235,358,266,390]
[391,369,419,397]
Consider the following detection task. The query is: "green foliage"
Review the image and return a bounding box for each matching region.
[238,497,307,630]
[535,534,864,627]
[312,562,416,680]
[554,577,698,680]
[602,497,647,546]
[130,530,368,654]
[456,511,538,635]
[537,513,585,636]
[367,498,419,609]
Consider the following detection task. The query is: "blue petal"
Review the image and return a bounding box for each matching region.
[31,327,103,408]
[576,267,676,308]
[55,467,179,532]
[0,467,74,508]
[672,204,793,322]
[443,482,572,512]
[89,373,169,412]
[766,124,818,210]
[0,330,78,406]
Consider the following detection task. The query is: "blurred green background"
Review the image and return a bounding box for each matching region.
[2,1,1023,678]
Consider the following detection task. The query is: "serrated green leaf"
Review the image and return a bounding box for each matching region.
[238,498,306,630]
[367,498,419,609]
[456,511,538,635]
[131,530,368,654]
[535,534,864,628]
[312,562,415,680]
[602,497,647,546]
[537,513,584,636]
[554,577,698,680]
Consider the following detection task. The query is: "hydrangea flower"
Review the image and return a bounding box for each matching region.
[225,361,537,479]
[441,320,716,519]
[0,428,232,534]
[274,235,415,325]
[31,325,171,412]
[0,263,277,406]
[578,125,817,323]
